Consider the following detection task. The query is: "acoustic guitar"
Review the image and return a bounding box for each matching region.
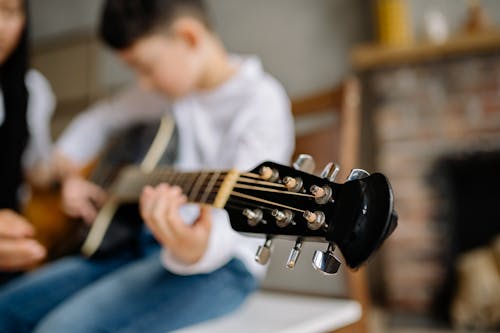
[79,115,397,273]
[87,158,398,274]
[30,114,397,274]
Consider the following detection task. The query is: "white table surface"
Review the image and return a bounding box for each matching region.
[173,291,362,333]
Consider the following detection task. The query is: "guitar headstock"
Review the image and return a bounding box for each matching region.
[224,154,398,274]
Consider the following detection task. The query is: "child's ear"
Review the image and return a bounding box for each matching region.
[171,17,205,49]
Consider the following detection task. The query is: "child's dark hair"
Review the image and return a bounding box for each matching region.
[99,0,211,50]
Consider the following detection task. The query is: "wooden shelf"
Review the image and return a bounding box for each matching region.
[351,30,500,71]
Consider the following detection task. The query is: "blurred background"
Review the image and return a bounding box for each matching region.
[28,0,500,332]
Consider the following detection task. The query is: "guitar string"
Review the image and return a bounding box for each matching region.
[225,197,273,213]
[151,177,312,202]
[240,172,261,179]
[236,177,286,188]
[117,172,316,209]
[230,191,306,214]
[233,183,314,198]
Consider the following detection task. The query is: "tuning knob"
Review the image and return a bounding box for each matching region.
[303,210,326,230]
[272,209,294,228]
[255,236,273,265]
[286,238,304,269]
[260,166,279,182]
[310,185,332,204]
[283,176,303,192]
[293,154,316,174]
[347,168,370,181]
[321,162,340,182]
[312,243,341,275]
[242,209,264,227]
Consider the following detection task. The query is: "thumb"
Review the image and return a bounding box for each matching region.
[194,205,212,232]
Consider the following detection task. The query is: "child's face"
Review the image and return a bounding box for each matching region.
[0,0,25,65]
[119,32,204,99]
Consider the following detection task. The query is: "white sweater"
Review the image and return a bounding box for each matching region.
[57,56,295,278]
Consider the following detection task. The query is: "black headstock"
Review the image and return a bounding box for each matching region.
[224,157,397,273]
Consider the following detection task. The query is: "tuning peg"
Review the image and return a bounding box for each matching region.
[286,238,304,269]
[310,185,332,204]
[347,168,370,181]
[303,210,326,230]
[293,154,316,174]
[255,236,273,265]
[260,166,279,182]
[312,243,341,275]
[272,209,294,228]
[242,208,264,227]
[283,176,303,192]
[321,162,340,182]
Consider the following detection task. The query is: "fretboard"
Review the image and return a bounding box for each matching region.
[110,166,239,208]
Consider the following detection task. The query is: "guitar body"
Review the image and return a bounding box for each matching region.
[23,162,95,261]
[24,118,178,260]
[23,187,80,261]
[83,118,178,258]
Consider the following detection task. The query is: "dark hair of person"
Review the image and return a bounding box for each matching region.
[0,0,29,211]
[99,0,211,50]
[0,0,29,109]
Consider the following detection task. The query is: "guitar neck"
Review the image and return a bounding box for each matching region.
[110,166,240,208]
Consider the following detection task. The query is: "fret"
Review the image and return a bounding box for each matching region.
[163,169,177,185]
[175,172,185,189]
[112,168,233,205]
[169,171,181,186]
[200,172,221,204]
[182,173,195,194]
[150,168,167,186]
[184,172,198,194]
[189,172,209,202]
[165,169,176,185]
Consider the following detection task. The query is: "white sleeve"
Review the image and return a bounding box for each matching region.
[161,83,294,276]
[55,85,168,166]
[22,70,56,170]
[232,84,295,170]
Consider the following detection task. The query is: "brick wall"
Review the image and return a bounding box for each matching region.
[366,54,500,312]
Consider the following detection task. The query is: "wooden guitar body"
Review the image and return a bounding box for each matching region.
[24,116,177,260]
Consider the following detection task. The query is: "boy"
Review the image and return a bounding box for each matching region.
[0,1,294,332]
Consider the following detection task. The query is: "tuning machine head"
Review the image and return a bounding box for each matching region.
[303,210,326,230]
[347,168,370,181]
[293,154,316,174]
[312,243,341,275]
[286,238,303,269]
[310,185,332,204]
[321,162,340,182]
[255,236,273,265]
[272,209,294,228]
[283,176,303,192]
[243,208,264,227]
[260,166,279,182]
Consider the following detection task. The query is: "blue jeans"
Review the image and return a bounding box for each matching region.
[0,233,257,333]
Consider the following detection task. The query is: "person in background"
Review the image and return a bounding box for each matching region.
[0,0,55,277]
[0,1,294,332]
